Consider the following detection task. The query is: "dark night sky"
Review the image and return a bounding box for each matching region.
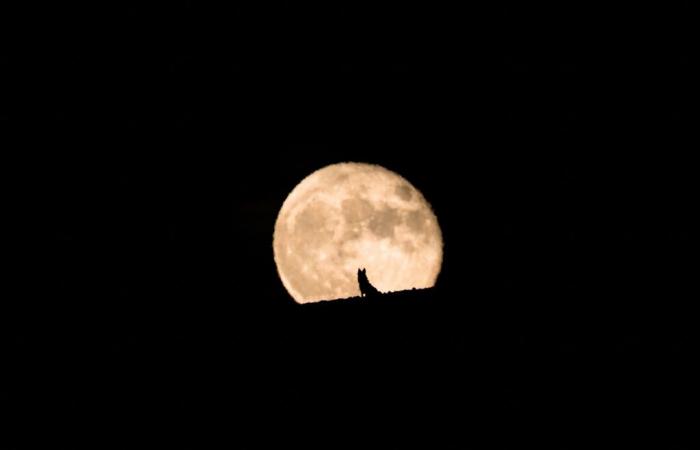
[7,2,695,449]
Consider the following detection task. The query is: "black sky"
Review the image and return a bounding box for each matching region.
[8,2,695,449]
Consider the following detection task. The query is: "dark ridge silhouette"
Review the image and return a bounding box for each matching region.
[285,276,694,450]
[302,285,435,308]
[297,267,437,309]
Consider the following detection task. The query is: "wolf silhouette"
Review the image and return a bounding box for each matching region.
[357,268,381,298]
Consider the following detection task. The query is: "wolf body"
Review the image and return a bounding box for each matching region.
[357,268,381,298]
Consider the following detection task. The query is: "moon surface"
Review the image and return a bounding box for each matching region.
[273,162,443,304]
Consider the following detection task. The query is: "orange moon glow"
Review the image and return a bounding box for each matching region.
[273,162,443,304]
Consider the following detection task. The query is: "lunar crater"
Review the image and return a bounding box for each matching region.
[395,183,414,201]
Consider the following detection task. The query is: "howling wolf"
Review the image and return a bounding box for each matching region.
[357,268,381,298]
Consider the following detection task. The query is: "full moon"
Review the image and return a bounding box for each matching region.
[273,162,443,304]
